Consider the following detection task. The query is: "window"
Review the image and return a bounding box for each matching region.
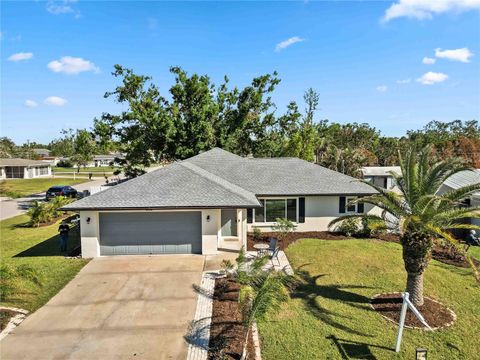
[254,198,297,223]
[266,200,285,222]
[346,198,356,212]
[255,199,265,222]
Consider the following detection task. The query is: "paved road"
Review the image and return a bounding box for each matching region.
[0,179,108,221]
[0,255,205,360]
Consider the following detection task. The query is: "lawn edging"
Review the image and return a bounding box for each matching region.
[187,271,218,360]
[0,307,29,341]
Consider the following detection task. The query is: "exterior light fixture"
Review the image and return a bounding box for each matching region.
[416,348,427,360]
[86,217,91,224]
[206,215,211,222]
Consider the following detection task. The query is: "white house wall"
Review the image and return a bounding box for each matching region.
[247,196,376,232]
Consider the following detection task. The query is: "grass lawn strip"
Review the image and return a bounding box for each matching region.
[0,178,89,198]
[257,238,480,360]
[0,214,89,312]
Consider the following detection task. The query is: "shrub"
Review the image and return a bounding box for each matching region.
[28,196,73,227]
[56,159,73,168]
[272,218,297,241]
[336,217,360,237]
[252,227,262,242]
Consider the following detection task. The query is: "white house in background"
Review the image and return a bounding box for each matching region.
[62,148,377,258]
[360,166,401,191]
[32,148,51,159]
[361,166,480,232]
[0,158,52,179]
[438,169,480,228]
[86,154,124,167]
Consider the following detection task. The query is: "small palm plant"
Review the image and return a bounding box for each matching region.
[238,270,291,360]
[330,146,480,306]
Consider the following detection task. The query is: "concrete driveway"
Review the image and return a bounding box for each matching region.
[0,255,205,360]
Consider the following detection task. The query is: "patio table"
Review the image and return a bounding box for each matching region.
[253,243,270,256]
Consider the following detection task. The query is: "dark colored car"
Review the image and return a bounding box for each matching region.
[46,186,78,201]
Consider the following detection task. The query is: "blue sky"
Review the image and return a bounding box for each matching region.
[1,0,479,144]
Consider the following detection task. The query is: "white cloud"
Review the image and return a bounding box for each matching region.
[24,100,38,108]
[416,71,448,85]
[8,52,33,61]
[44,96,67,106]
[275,36,305,52]
[422,56,436,64]
[435,47,473,62]
[46,0,81,18]
[376,85,388,92]
[396,78,411,84]
[47,56,99,74]
[382,0,480,22]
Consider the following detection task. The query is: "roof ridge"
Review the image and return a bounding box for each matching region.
[179,161,259,205]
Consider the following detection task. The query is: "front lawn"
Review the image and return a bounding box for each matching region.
[0,178,89,198]
[53,166,116,173]
[0,214,89,311]
[258,239,480,360]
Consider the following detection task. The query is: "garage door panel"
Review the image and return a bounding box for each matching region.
[99,212,202,255]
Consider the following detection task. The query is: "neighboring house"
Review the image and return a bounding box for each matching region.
[88,154,124,167]
[438,169,480,229]
[361,166,480,234]
[0,158,52,179]
[360,166,401,192]
[63,148,375,258]
[32,148,50,159]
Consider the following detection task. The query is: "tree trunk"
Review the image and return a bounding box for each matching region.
[401,230,433,307]
[406,272,424,306]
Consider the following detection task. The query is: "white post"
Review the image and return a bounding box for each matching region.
[395,292,409,352]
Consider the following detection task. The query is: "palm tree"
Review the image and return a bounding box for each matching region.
[329,146,480,306]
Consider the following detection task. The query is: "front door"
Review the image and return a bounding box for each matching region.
[221,209,237,237]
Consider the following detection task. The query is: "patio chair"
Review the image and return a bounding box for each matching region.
[270,246,281,267]
[268,237,277,255]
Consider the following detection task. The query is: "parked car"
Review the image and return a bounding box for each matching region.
[46,186,78,200]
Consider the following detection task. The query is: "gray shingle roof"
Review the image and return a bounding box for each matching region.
[186,148,374,196]
[0,158,51,167]
[63,147,374,210]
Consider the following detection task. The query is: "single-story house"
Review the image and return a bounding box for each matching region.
[88,154,124,167]
[63,148,375,258]
[0,158,52,179]
[32,148,50,159]
[360,166,401,191]
[437,169,480,229]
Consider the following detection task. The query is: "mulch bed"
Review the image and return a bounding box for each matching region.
[208,278,254,360]
[247,231,477,268]
[0,310,18,331]
[371,293,456,329]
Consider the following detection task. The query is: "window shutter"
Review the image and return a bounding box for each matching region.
[247,208,253,224]
[357,201,364,213]
[299,197,305,223]
[339,196,346,213]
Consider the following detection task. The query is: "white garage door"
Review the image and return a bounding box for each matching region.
[99,212,202,255]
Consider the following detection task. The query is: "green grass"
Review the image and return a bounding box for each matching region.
[468,246,480,262]
[258,239,480,360]
[0,215,89,311]
[0,178,89,198]
[53,166,116,173]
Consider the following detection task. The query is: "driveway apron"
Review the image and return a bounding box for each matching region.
[0,255,205,360]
